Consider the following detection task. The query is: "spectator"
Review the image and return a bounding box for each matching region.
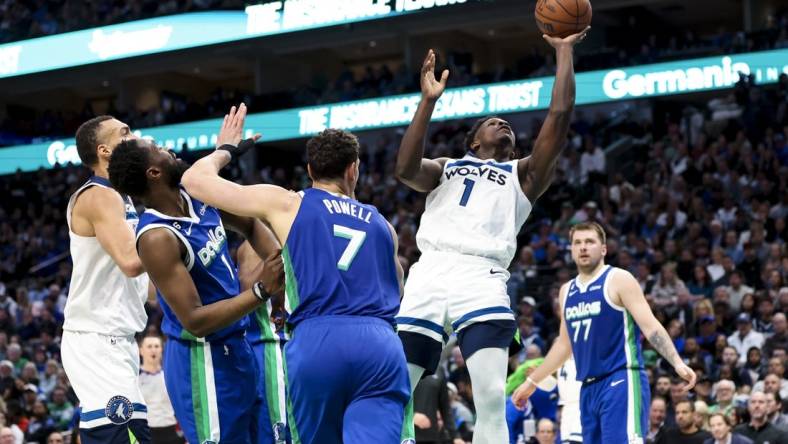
[728,314,765,365]
[743,347,765,386]
[25,400,55,443]
[763,313,788,358]
[533,418,557,444]
[755,298,776,336]
[696,400,711,431]
[648,396,669,444]
[0,412,22,444]
[763,392,788,431]
[46,387,73,431]
[710,380,737,417]
[46,432,64,444]
[651,262,688,309]
[725,272,754,311]
[656,399,712,444]
[734,391,788,444]
[706,412,754,444]
[0,428,14,444]
[755,372,788,400]
[412,373,464,444]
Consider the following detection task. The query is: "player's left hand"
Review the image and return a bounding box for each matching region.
[216,103,261,153]
[675,362,697,392]
[260,249,285,296]
[511,379,537,410]
[543,26,590,48]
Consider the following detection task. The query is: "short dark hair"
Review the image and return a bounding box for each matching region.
[75,115,113,167]
[306,129,359,181]
[464,115,499,151]
[108,139,151,198]
[676,399,695,412]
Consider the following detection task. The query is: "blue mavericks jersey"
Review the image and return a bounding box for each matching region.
[283,188,400,327]
[564,265,644,381]
[136,190,246,341]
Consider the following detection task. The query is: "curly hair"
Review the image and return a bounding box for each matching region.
[463,115,500,151]
[306,128,359,181]
[108,139,150,198]
[75,115,113,167]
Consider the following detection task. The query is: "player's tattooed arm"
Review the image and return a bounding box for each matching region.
[614,269,697,391]
[647,329,682,367]
[395,49,449,193]
[519,27,589,202]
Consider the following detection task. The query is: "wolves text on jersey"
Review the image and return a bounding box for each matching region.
[445,164,508,186]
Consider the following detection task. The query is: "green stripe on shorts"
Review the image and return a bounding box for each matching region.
[190,343,210,443]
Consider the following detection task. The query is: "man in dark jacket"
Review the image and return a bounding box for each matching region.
[413,373,465,444]
[734,392,788,444]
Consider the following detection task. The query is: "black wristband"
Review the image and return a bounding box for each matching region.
[252,281,270,302]
[217,138,256,158]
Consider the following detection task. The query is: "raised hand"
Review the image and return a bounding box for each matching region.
[420,49,449,102]
[216,103,261,153]
[543,26,590,49]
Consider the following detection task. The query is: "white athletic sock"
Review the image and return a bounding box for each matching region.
[466,347,509,444]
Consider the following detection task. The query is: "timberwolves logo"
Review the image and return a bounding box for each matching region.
[105,396,133,424]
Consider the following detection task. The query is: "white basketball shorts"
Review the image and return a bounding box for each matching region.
[396,251,515,344]
[61,330,148,429]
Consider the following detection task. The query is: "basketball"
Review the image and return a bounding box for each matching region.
[535,0,592,38]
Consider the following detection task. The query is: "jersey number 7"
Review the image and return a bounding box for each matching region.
[333,224,367,270]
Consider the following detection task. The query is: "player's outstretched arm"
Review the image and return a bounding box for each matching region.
[395,49,450,193]
[518,27,589,202]
[82,187,144,277]
[512,285,573,408]
[182,104,296,228]
[613,269,697,392]
[138,228,283,338]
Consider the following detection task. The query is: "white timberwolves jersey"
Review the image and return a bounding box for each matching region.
[64,177,148,336]
[417,154,532,267]
[558,358,583,442]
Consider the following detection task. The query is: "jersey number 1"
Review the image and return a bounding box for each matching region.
[459,178,475,207]
[333,225,367,270]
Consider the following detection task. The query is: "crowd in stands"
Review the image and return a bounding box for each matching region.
[2,7,787,147]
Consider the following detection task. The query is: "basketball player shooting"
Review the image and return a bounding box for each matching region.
[395,27,589,444]
[512,222,696,444]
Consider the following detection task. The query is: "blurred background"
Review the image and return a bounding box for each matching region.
[0,0,787,443]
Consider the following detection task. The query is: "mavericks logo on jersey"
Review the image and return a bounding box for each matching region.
[565,301,602,320]
[197,225,227,267]
[445,164,509,186]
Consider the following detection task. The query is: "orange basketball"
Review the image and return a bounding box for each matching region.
[535,0,592,39]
